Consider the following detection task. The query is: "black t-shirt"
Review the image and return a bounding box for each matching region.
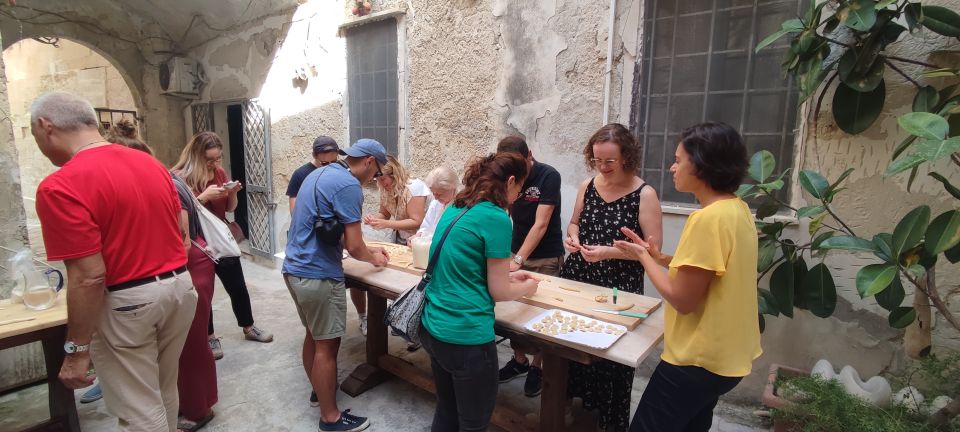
[511,161,564,259]
[286,162,318,197]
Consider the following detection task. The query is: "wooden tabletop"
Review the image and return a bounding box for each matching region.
[343,259,665,367]
[0,294,68,341]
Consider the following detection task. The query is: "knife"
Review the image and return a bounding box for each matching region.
[591,309,648,319]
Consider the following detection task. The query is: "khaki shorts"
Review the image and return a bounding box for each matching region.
[522,256,563,277]
[283,274,346,340]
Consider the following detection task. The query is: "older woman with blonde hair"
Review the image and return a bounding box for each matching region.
[408,166,459,243]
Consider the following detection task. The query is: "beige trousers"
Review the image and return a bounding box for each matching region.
[91,273,198,432]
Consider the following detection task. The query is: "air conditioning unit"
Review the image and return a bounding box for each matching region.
[159,57,204,98]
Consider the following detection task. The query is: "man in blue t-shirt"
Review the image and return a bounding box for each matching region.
[283,138,389,432]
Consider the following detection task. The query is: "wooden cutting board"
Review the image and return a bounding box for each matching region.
[364,241,425,276]
[518,273,661,330]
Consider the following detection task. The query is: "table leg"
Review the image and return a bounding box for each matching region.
[40,326,80,432]
[341,290,393,396]
[539,352,569,432]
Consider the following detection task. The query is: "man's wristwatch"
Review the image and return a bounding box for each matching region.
[513,255,524,266]
[64,341,90,354]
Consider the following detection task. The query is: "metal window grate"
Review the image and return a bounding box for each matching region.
[631,0,805,205]
[345,18,399,155]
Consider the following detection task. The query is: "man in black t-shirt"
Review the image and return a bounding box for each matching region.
[496,136,564,397]
[286,135,339,213]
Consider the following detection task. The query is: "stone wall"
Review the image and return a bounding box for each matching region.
[3,38,137,258]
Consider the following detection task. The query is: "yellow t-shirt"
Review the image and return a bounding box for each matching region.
[662,198,762,377]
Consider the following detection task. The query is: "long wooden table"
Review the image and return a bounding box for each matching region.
[340,259,665,432]
[0,296,80,432]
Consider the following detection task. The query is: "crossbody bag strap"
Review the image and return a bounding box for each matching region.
[311,160,349,218]
[423,206,471,279]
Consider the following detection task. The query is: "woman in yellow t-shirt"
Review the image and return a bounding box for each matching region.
[614,122,761,432]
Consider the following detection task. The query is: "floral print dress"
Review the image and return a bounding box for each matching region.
[559,178,648,432]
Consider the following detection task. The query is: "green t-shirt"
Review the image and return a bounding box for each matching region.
[421,201,512,345]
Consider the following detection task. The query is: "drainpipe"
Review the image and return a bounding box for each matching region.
[601,0,617,125]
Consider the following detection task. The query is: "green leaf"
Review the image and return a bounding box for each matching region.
[908,166,920,192]
[799,170,830,199]
[792,257,809,309]
[906,263,927,280]
[889,307,917,329]
[875,276,905,311]
[876,0,896,8]
[762,221,786,236]
[898,112,950,141]
[905,3,923,32]
[809,214,826,236]
[758,179,786,192]
[833,81,886,135]
[830,168,856,191]
[850,59,885,93]
[812,231,836,250]
[892,205,932,258]
[804,263,837,318]
[758,288,780,317]
[944,242,960,263]
[921,68,960,79]
[913,86,941,113]
[798,50,829,104]
[797,205,827,218]
[884,154,926,177]
[893,135,919,160]
[929,172,960,200]
[841,0,878,31]
[756,18,804,53]
[749,150,776,183]
[758,237,778,273]
[819,235,876,252]
[921,5,960,37]
[756,200,781,219]
[735,183,757,199]
[925,210,960,255]
[913,137,960,162]
[759,313,765,333]
[856,264,898,298]
[873,233,895,263]
[770,261,795,318]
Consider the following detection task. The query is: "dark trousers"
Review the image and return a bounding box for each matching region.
[420,325,498,432]
[630,361,742,432]
[208,256,255,334]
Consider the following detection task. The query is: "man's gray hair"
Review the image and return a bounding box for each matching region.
[425,166,459,191]
[30,92,99,131]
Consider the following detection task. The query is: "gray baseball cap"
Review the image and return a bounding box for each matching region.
[312,136,339,154]
[339,138,387,165]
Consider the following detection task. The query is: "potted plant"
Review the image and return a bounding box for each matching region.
[747,1,960,427]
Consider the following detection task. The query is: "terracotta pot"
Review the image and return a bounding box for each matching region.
[761,364,810,432]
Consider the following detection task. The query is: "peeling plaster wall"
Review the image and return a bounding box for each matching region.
[3,39,136,258]
[0,33,28,298]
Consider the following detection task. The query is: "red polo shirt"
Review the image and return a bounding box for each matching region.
[35,144,187,286]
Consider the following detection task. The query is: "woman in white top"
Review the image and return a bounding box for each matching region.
[364,155,432,244]
[408,166,459,244]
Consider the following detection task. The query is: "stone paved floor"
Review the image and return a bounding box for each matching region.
[0,257,770,431]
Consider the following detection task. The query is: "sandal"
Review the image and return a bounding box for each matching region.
[177,413,214,432]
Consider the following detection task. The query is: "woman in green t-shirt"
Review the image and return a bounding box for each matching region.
[614,122,761,432]
[419,152,541,432]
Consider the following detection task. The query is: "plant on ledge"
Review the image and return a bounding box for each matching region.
[744,0,959,427]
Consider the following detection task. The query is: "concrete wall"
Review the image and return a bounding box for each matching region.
[3,39,137,257]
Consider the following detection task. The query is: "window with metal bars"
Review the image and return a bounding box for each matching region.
[346,18,399,155]
[631,0,806,205]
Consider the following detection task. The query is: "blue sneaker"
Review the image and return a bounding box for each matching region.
[80,383,102,403]
[318,409,370,432]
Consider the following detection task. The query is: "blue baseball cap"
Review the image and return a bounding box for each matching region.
[339,138,387,165]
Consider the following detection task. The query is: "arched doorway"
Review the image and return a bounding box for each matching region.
[2,37,139,257]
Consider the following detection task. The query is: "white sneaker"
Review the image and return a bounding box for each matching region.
[360,315,368,336]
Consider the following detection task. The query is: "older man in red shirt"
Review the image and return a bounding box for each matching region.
[32,91,197,432]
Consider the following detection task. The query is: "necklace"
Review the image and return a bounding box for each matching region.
[73,140,108,155]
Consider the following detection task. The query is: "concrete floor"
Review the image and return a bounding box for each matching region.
[0,257,770,432]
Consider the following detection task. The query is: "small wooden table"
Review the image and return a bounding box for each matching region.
[0,296,80,432]
[340,259,665,432]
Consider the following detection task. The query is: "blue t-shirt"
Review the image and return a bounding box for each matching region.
[282,163,362,280]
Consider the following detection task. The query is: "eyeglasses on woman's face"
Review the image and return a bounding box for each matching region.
[589,158,619,166]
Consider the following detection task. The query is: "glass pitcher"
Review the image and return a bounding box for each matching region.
[22,268,64,311]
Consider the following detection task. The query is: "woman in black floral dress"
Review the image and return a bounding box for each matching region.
[560,123,663,432]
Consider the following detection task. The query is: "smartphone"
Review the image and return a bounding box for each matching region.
[223,181,239,190]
